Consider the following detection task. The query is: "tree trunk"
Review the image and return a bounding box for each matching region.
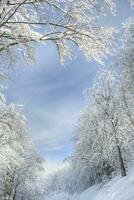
[117,146,127,177]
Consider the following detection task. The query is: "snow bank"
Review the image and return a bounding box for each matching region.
[45,168,134,200]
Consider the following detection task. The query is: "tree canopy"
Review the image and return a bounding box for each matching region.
[0,0,116,64]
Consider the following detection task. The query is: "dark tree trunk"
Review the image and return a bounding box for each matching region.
[117,146,127,177]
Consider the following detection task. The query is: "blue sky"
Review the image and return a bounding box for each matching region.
[6,1,133,168]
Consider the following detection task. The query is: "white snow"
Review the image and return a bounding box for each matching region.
[45,168,134,200]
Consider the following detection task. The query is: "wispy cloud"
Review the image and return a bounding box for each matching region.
[6,43,99,162]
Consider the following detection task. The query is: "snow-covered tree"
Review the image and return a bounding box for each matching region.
[90,69,130,177]
[0,80,46,200]
[0,0,116,64]
[118,18,134,128]
[13,151,46,200]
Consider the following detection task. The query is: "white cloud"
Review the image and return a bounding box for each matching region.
[31,106,80,152]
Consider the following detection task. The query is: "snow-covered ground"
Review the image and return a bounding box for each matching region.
[45,168,134,200]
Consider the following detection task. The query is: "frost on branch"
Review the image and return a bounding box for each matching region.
[0,0,116,64]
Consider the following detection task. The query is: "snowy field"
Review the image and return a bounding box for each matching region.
[45,168,134,200]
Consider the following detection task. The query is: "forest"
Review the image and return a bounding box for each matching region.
[0,0,134,200]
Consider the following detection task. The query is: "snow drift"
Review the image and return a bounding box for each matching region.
[45,168,134,200]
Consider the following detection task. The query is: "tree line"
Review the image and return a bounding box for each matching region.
[46,18,134,194]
